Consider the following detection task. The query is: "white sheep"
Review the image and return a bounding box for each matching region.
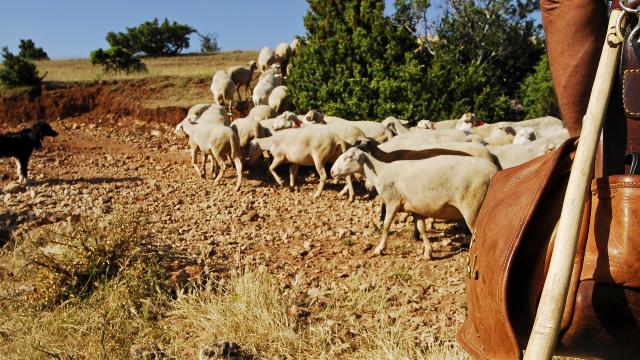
[275,42,292,64]
[247,127,354,200]
[268,85,289,114]
[227,61,257,99]
[174,119,243,191]
[330,147,498,259]
[185,103,211,122]
[258,63,282,82]
[487,136,568,169]
[253,71,283,107]
[248,104,276,121]
[512,127,537,145]
[196,104,230,126]
[231,116,268,152]
[304,110,392,143]
[258,47,276,73]
[290,38,304,55]
[210,70,235,114]
[456,112,483,130]
[482,124,517,145]
[416,120,435,130]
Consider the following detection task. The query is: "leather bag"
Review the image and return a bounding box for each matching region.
[456,138,640,359]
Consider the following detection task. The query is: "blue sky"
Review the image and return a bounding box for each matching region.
[0,0,401,59]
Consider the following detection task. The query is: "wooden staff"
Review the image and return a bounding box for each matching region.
[523,8,626,360]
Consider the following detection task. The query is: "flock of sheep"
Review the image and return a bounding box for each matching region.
[174,39,570,260]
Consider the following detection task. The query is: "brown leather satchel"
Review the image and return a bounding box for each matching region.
[456,139,640,359]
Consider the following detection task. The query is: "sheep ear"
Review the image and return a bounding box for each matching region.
[399,119,409,125]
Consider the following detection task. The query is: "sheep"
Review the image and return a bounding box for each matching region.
[381,128,483,146]
[275,43,292,64]
[304,110,393,143]
[174,119,243,191]
[253,71,283,107]
[330,147,498,259]
[247,127,354,200]
[416,120,435,130]
[259,63,283,82]
[258,47,276,73]
[196,104,230,126]
[185,103,211,122]
[231,116,268,153]
[487,136,569,169]
[210,70,235,114]
[482,125,517,145]
[513,127,537,144]
[227,61,257,99]
[456,112,483,130]
[381,117,411,136]
[290,38,304,55]
[268,85,289,114]
[248,104,276,121]
[270,112,304,131]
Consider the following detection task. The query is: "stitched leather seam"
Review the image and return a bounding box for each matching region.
[623,70,640,116]
[592,182,640,192]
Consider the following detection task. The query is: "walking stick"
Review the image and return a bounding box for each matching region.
[523,7,627,360]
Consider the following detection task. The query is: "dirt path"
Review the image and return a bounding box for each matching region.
[0,117,469,347]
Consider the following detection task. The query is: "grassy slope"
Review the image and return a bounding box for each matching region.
[35,51,258,83]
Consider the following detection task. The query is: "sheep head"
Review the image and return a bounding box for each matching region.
[331,147,366,179]
[513,127,537,144]
[416,120,435,130]
[305,110,324,124]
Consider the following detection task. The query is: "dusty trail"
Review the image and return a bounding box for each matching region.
[0,117,469,347]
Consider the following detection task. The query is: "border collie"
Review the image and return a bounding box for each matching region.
[0,121,58,183]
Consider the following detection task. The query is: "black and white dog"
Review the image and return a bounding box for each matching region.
[0,121,58,183]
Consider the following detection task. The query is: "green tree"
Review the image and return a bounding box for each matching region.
[90,46,147,74]
[18,39,49,60]
[106,18,196,56]
[0,46,45,87]
[289,0,429,120]
[423,0,544,121]
[198,32,221,54]
[520,54,559,118]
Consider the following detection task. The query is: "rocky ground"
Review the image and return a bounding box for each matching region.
[0,117,469,348]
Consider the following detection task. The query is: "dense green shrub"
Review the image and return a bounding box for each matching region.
[289,0,545,122]
[0,47,44,87]
[18,39,49,60]
[106,18,196,56]
[520,54,559,118]
[90,46,147,73]
[289,0,428,120]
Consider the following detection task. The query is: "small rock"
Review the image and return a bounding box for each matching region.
[150,130,161,137]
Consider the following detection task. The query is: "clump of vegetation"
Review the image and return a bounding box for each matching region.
[520,54,560,119]
[90,46,147,74]
[0,46,45,87]
[290,0,546,122]
[18,39,49,60]
[106,18,196,57]
[198,32,221,54]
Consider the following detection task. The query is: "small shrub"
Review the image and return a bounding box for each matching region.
[18,39,49,60]
[198,32,221,54]
[22,213,162,306]
[90,46,147,74]
[0,47,45,87]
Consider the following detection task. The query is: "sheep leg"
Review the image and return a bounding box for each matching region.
[374,202,398,256]
[289,164,298,188]
[191,146,203,178]
[415,215,433,260]
[212,151,226,184]
[201,153,208,179]
[269,156,286,186]
[344,175,354,202]
[313,158,327,198]
[233,157,243,191]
